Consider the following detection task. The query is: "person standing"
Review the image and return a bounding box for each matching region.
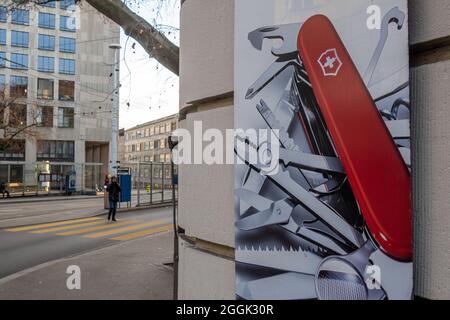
[106,177,121,221]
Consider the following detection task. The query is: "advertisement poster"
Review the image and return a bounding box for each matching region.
[234,0,412,300]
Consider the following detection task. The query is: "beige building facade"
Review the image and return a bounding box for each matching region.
[0,0,119,194]
[123,114,178,164]
[178,0,450,300]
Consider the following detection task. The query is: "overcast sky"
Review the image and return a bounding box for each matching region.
[119,0,180,130]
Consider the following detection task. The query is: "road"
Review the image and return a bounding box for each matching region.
[0,190,174,227]
[0,207,172,280]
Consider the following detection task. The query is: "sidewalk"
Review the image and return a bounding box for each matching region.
[0,232,174,300]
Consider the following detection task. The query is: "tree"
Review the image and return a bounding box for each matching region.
[12,0,180,75]
[0,95,41,155]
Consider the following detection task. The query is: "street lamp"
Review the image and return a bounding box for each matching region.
[168,134,179,300]
[109,43,122,177]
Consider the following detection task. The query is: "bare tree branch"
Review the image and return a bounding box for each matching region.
[86,0,179,75]
[11,0,180,75]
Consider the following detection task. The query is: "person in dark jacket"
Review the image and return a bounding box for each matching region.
[106,176,121,221]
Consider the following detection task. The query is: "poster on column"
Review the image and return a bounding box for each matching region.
[234,0,412,300]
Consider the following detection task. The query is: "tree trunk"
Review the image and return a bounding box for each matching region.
[85,0,180,76]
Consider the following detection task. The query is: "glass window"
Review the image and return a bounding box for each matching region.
[60,37,76,53]
[11,53,28,70]
[11,9,29,25]
[0,6,7,23]
[150,126,154,136]
[37,78,54,100]
[160,125,165,134]
[155,126,160,135]
[41,0,56,8]
[38,56,55,73]
[38,12,55,29]
[57,107,74,128]
[166,123,171,133]
[59,80,74,101]
[0,52,5,68]
[59,58,75,75]
[60,15,76,32]
[9,104,27,127]
[171,122,177,131]
[36,106,53,127]
[37,140,74,162]
[11,31,29,48]
[0,29,5,45]
[60,0,76,10]
[10,76,28,97]
[38,34,55,51]
[0,140,26,161]
[0,74,5,98]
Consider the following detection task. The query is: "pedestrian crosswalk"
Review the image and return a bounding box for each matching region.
[4,217,172,242]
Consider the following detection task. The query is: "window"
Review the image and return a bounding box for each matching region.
[11,31,29,48]
[60,15,76,32]
[38,34,55,51]
[60,37,76,53]
[160,154,165,162]
[160,139,166,149]
[0,6,7,23]
[154,140,159,150]
[0,29,6,45]
[160,125,165,134]
[37,140,74,162]
[0,75,5,98]
[59,58,75,75]
[155,126,160,135]
[38,56,55,73]
[37,78,54,100]
[10,76,28,97]
[57,107,74,128]
[60,0,76,10]
[171,122,177,131]
[0,140,25,161]
[9,104,27,127]
[38,12,55,29]
[166,123,171,133]
[11,9,29,25]
[150,126,154,136]
[36,106,53,127]
[11,53,28,70]
[0,52,5,68]
[165,153,171,163]
[59,80,74,101]
[41,0,56,8]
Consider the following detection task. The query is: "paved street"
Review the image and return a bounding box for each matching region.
[0,207,172,280]
[0,190,174,228]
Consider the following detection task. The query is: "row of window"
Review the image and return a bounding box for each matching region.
[127,153,172,164]
[0,30,76,53]
[0,51,76,75]
[0,74,75,101]
[0,104,75,129]
[0,139,75,162]
[127,138,169,153]
[126,122,177,141]
[0,3,76,29]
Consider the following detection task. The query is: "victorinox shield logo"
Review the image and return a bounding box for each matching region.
[318,48,342,77]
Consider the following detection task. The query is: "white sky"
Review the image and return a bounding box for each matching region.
[119,0,180,130]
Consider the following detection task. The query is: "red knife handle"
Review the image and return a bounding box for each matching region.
[297,15,412,261]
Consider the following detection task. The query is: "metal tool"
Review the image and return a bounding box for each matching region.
[363,7,406,86]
